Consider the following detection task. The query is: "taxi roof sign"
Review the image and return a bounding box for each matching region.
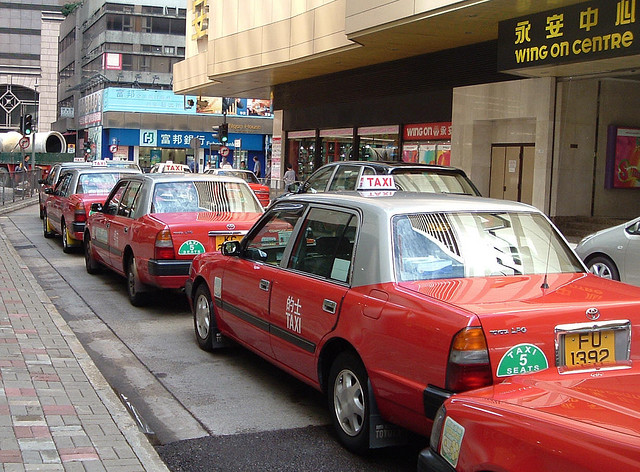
[357,175,397,191]
[163,163,186,172]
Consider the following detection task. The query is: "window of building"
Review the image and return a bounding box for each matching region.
[121,54,133,71]
[166,7,176,16]
[142,5,163,14]
[164,46,175,55]
[358,126,399,161]
[320,128,354,165]
[178,8,187,17]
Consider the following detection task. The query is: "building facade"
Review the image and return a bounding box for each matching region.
[0,1,64,134]
[173,0,640,220]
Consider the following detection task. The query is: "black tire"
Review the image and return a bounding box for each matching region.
[126,256,148,306]
[42,212,54,239]
[193,284,217,351]
[586,255,620,281]
[84,233,101,274]
[39,197,44,219]
[62,221,75,254]
[328,351,370,454]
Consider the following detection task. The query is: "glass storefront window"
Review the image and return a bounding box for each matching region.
[358,126,399,161]
[287,130,316,181]
[138,148,188,171]
[320,128,354,165]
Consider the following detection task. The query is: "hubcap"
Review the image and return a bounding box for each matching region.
[195,294,210,340]
[591,262,612,279]
[333,368,365,437]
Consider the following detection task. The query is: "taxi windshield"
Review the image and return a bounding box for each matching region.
[393,211,583,281]
[151,180,262,213]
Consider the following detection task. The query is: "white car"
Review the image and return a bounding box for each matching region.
[574,216,640,285]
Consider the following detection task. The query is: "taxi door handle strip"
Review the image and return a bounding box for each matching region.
[259,279,270,292]
[123,227,128,233]
[323,299,337,314]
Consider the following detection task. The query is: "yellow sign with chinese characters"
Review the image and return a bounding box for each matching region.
[498,0,639,71]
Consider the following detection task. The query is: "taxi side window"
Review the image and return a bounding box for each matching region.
[289,208,357,283]
[244,206,304,265]
[118,182,142,217]
[328,165,361,191]
[105,183,128,216]
[303,166,333,193]
[56,173,73,196]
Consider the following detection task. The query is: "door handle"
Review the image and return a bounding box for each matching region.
[106,222,110,228]
[124,227,128,233]
[323,299,337,314]
[259,279,270,292]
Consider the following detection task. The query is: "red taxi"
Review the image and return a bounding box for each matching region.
[206,168,270,207]
[184,190,640,453]
[420,366,640,471]
[38,161,91,219]
[84,173,263,306]
[43,165,141,253]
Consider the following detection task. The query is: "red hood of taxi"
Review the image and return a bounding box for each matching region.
[398,273,640,315]
[454,367,640,437]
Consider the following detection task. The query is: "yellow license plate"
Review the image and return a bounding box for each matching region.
[563,329,615,367]
[215,235,242,251]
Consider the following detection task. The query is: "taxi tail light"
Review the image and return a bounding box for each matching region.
[446,327,492,392]
[154,229,175,260]
[74,202,87,223]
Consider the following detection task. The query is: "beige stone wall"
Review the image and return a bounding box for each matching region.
[452,78,556,213]
[39,12,64,133]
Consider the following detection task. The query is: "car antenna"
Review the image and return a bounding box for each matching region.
[541,224,553,290]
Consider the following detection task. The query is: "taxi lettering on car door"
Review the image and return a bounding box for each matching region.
[220,204,357,380]
[269,207,357,380]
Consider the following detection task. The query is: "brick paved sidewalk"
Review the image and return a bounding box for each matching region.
[0,213,168,471]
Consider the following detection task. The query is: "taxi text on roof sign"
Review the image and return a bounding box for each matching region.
[92,160,108,167]
[497,0,640,72]
[357,175,397,191]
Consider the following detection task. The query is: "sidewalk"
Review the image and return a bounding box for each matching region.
[0,198,169,471]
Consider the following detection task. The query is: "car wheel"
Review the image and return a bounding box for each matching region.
[84,233,101,274]
[62,221,74,254]
[194,283,218,351]
[587,255,620,281]
[42,212,54,239]
[328,351,370,454]
[126,256,147,306]
[39,198,44,219]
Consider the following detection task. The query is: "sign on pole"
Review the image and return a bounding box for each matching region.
[219,146,230,157]
[19,136,30,150]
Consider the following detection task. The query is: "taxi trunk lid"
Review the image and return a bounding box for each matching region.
[151,211,262,256]
[400,273,640,379]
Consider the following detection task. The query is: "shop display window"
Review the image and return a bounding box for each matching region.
[358,127,399,161]
[320,128,354,165]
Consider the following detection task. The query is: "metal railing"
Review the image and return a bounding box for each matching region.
[0,169,40,206]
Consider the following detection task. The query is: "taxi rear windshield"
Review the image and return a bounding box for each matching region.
[390,170,478,195]
[393,212,583,281]
[151,181,262,213]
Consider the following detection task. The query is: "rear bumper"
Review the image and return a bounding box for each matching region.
[147,260,191,277]
[423,385,452,419]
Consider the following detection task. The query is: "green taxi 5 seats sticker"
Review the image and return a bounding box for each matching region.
[497,343,549,377]
[178,240,205,255]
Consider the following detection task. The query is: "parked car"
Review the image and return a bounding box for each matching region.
[149,162,192,173]
[38,161,91,218]
[419,365,640,471]
[43,166,142,253]
[574,216,640,286]
[205,168,270,207]
[185,190,640,453]
[84,173,264,306]
[282,160,480,198]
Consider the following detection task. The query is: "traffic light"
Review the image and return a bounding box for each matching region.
[84,141,91,158]
[20,114,33,136]
[219,122,228,143]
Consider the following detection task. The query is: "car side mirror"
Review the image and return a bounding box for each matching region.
[221,240,241,256]
[44,187,54,195]
[286,181,300,193]
[90,202,103,213]
[38,178,45,184]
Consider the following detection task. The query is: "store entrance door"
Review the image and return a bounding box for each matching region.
[489,144,535,204]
